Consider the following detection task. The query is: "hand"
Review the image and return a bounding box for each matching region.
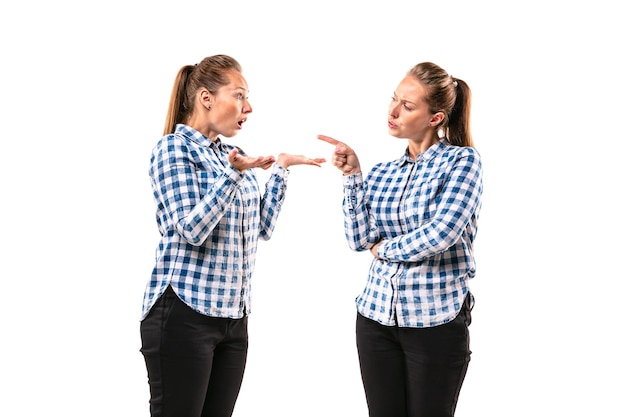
[228,148,276,172]
[276,153,326,169]
[317,135,361,175]
[370,240,381,258]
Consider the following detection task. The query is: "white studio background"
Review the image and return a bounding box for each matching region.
[1,1,624,416]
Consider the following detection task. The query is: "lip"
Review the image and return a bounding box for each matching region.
[237,119,246,129]
[388,120,397,128]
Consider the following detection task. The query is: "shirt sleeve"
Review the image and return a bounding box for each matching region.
[378,148,483,263]
[341,173,381,251]
[150,135,244,246]
[258,164,289,241]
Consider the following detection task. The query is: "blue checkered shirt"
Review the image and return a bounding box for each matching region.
[342,138,483,327]
[141,124,289,320]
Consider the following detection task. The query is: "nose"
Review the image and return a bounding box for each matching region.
[243,99,253,114]
[389,102,399,118]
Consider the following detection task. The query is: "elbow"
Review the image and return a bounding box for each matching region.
[187,237,205,246]
[429,228,460,255]
[350,241,372,252]
[259,224,274,241]
[177,224,207,246]
[183,234,205,246]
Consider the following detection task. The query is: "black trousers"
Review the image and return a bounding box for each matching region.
[140,286,248,417]
[356,294,472,417]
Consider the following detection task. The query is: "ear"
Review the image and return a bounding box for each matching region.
[430,111,445,127]
[198,88,213,110]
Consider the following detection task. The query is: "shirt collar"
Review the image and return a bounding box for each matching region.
[174,124,224,151]
[397,137,450,166]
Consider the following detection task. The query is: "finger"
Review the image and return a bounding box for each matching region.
[317,135,339,146]
[227,148,240,163]
[256,156,274,167]
[304,157,326,163]
[308,158,326,167]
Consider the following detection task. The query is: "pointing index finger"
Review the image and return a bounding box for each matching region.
[317,135,339,146]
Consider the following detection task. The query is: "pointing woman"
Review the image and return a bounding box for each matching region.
[319,61,483,417]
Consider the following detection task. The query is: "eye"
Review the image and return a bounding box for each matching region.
[236,93,244,100]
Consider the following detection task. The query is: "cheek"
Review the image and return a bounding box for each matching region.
[224,102,240,116]
[406,113,430,129]
[215,104,237,120]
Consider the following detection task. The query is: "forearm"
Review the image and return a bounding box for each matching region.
[159,166,244,246]
[342,173,379,251]
[258,164,289,240]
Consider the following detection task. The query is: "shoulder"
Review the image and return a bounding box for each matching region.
[150,134,197,171]
[368,159,398,180]
[153,133,186,152]
[372,154,405,171]
[441,145,482,167]
[442,144,479,158]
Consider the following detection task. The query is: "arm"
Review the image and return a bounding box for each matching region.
[317,134,379,250]
[151,136,260,246]
[258,164,288,241]
[257,152,327,240]
[341,172,381,251]
[375,150,483,263]
[275,153,326,169]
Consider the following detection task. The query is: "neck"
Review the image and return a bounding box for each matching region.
[408,135,438,159]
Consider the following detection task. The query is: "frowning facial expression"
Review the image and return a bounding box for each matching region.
[387,75,440,142]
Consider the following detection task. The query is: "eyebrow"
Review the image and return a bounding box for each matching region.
[393,92,416,105]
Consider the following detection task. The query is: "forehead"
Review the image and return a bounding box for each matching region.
[395,75,426,101]
[223,70,249,91]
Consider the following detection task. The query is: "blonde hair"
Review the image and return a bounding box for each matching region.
[407,62,473,148]
[163,55,242,135]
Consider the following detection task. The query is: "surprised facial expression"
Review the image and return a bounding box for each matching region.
[209,70,253,138]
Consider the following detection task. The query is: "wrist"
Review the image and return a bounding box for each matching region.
[276,154,289,169]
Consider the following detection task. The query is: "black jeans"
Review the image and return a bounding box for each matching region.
[356,294,472,417]
[140,286,248,417]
